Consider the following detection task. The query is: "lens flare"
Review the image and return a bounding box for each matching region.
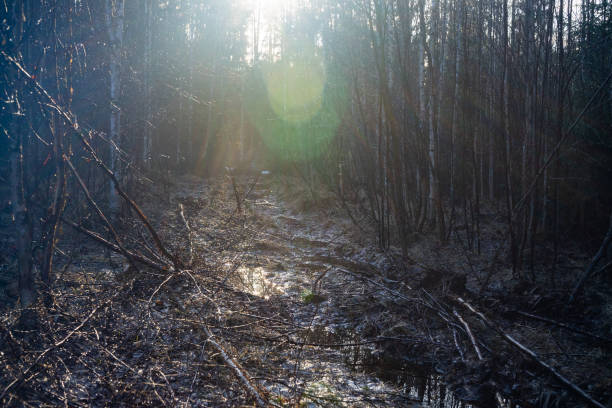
[245,52,347,163]
[263,56,325,124]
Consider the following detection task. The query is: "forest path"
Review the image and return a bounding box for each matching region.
[170,173,430,407]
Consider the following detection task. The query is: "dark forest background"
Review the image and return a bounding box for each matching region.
[1,0,611,352]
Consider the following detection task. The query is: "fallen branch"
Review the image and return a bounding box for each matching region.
[569,210,612,304]
[453,309,483,360]
[335,267,417,302]
[457,298,606,408]
[514,311,611,344]
[202,326,268,407]
[62,218,168,271]
[64,156,140,273]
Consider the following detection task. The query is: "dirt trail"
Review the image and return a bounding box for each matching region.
[171,173,456,407]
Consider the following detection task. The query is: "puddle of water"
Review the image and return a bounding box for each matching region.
[235,266,280,299]
[234,265,311,299]
[298,325,515,408]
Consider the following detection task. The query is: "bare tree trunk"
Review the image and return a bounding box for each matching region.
[143,0,153,167]
[489,8,495,203]
[418,0,428,223]
[201,56,217,174]
[240,72,246,164]
[519,0,535,273]
[448,0,463,235]
[186,0,194,167]
[473,0,484,254]
[428,0,439,226]
[553,0,565,276]
[41,119,66,286]
[540,0,555,233]
[488,0,496,204]
[106,0,124,212]
[41,3,67,286]
[12,111,35,314]
[502,0,518,276]
[3,1,36,326]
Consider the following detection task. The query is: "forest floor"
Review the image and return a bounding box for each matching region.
[0,171,610,407]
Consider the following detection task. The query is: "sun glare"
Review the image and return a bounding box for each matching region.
[245,0,298,63]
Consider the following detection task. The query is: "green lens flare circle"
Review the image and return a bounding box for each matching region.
[264,58,325,124]
[246,57,345,162]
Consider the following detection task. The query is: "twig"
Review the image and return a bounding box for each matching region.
[312,265,332,294]
[154,367,177,404]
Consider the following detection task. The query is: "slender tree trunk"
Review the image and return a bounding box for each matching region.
[14,137,35,312]
[428,0,439,226]
[553,0,565,276]
[143,0,153,167]
[502,0,518,276]
[448,0,463,236]
[418,0,428,224]
[488,1,495,203]
[541,0,555,233]
[186,0,194,167]
[106,0,124,212]
[201,56,217,174]
[3,1,36,325]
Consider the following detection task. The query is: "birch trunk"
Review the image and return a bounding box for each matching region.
[143,0,153,167]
